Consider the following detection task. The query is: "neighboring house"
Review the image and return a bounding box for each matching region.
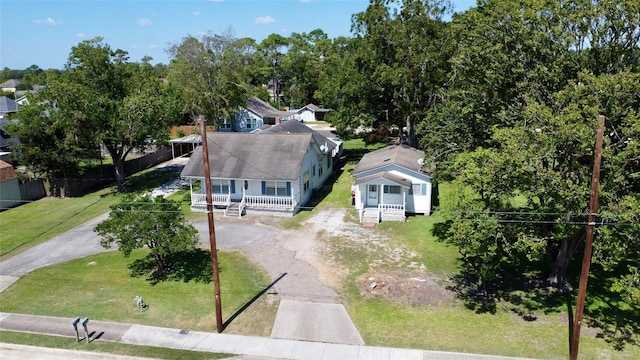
[0,79,21,94]
[351,144,432,223]
[292,104,331,122]
[180,131,334,216]
[218,96,295,133]
[15,84,45,99]
[259,119,343,165]
[0,96,20,151]
[0,160,21,210]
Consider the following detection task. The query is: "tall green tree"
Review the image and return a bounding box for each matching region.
[418,0,640,165]
[6,86,98,188]
[442,71,640,291]
[168,30,253,124]
[11,38,180,192]
[95,195,199,276]
[281,29,331,107]
[336,0,452,146]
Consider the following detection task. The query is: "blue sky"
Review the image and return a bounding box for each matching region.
[1,0,476,70]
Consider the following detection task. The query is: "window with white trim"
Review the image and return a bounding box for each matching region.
[265,181,288,196]
[383,185,401,194]
[303,171,310,192]
[211,179,230,194]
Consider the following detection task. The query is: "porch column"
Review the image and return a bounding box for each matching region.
[380,185,384,206]
[189,179,194,205]
[403,191,406,211]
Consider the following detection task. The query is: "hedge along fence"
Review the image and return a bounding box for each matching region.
[43,145,189,198]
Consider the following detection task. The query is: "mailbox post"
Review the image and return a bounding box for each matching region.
[70,317,80,342]
[81,317,90,343]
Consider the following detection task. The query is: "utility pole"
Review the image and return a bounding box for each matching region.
[570,115,605,360]
[200,115,223,333]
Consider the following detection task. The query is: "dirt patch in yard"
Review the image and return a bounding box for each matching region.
[356,270,454,306]
[299,208,455,306]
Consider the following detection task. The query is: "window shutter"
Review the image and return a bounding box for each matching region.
[230,180,236,193]
[383,185,389,193]
[262,181,266,195]
[286,182,291,196]
[422,184,427,195]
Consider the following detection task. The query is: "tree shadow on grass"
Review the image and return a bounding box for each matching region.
[580,263,640,350]
[128,249,213,285]
[433,219,639,350]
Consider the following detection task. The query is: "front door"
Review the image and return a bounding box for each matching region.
[366,184,378,207]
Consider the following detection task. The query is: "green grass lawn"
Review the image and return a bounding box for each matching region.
[0,165,183,261]
[0,249,278,336]
[0,188,118,261]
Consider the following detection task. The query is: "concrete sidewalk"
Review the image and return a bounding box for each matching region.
[0,312,535,360]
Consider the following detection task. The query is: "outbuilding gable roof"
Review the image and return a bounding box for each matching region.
[353,171,412,188]
[297,103,331,113]
[181,132,312,180]
[352,144,426,176]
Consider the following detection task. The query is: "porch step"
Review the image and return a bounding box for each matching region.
[361,208,380,224]
[225,202,243,217]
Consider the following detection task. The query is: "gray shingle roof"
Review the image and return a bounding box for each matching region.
[353,171,412,188]
[352,144,426,175]
[246,96,293,119]
[260,120,336,154]
[0,96,18,114]
[0,79,21,89]
[181,132,312,180]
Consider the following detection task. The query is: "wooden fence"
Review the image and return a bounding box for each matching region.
[22,145,188,199]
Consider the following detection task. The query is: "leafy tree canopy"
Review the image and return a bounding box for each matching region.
[95,195,199,277]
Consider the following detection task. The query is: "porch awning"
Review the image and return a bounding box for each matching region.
[354,172,412,188]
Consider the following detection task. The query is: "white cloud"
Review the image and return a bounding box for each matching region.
[77,33,85,37]
[137,18,152,26]
[255,16,275,24]
[33,17,63,25]
[148,44,160,49]
[130,44,139,49]
[193,10,201,16]
[208,0,224,2]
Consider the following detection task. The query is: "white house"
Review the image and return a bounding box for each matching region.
[218,96,296,133]
[351,144,432,223]
[0,79,20,94]
[180,131,334,216]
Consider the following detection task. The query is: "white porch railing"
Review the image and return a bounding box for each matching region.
[244,195,295,211]
[237,196,246,217]
[378,203,405,213]
[191,192,230,207]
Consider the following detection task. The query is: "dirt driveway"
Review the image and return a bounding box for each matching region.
[195,207,453,307]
